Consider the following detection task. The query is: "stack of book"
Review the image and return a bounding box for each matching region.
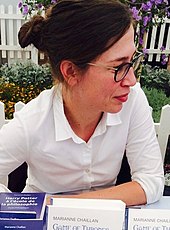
[2,193,168,230]
[0,192,46,230]
[47,196,170,230]
[47,198,126,230]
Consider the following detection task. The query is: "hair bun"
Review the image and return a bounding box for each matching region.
[18,15,45,51]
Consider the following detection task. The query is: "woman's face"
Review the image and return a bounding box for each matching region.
[76,25,137,114]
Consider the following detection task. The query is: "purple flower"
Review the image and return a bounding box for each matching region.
[162,54,167,59]
[155,0,163,5]
[142,48,149,58]
[131,7,142,21]
[161,54,167,65]
[141,28,145,35]
[139,37,143,45]
[147,1,153,8]
[23,5,29,15]
[37,3,43,9]
[18,2,22,8]
[142,48,149,54]
[142,2,153,11]
[51,0,57,3]
[161,59,167,65]
[160,46,165,51]
[143,16,150,26]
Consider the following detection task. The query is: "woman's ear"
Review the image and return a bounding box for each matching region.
[60,60,79,86]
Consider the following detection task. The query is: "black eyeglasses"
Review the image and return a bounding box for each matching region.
[87,51,144,82]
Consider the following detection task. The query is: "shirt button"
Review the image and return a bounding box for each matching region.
[85,169,90,173]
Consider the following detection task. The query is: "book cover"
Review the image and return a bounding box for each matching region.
[127,196,170,230]
[47,198,126,230]
[0,192,46,230]
[0,210,36,219]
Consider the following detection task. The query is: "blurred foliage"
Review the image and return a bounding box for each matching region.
[140,64,170,97]
[0,61,170,122]
[141,64,170,122]
[142,86,170,122]
[0,61,53,119]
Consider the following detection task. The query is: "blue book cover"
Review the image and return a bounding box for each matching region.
[0,192,46,230]
[0,210,36,219]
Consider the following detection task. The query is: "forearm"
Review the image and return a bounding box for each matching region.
[73,181,147,206]
[47,181,147,206]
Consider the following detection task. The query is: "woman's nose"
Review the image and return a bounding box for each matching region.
[121,67,137,87]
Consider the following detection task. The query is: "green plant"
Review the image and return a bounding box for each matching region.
[0,61,53,119]
[142,86,170,122]
[140,64,170,97]
[0,61,52,89]
[141,65,170,123]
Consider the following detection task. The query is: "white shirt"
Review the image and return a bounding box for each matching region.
[0,83,164,204]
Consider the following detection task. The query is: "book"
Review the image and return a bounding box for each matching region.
[47,198,126,230]
[0,210,36,219]
[127,196,170,230]
[0,192,46,230]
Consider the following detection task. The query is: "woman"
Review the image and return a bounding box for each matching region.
[0,0,164,206]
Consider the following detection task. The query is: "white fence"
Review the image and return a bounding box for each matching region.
[0,4,39,64]
[143,18,170,62]
[0,101,169,161]
[0,4,170,65]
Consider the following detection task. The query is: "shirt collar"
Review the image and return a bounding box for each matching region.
[106,112,122,126]
[53,85,122,143]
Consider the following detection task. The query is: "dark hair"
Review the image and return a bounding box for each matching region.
[18,0,133,82]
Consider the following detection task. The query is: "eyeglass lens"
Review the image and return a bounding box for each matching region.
[115,54,143,82]
[116,64,130,81]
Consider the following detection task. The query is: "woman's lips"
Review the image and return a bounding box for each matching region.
[114,93,129,102]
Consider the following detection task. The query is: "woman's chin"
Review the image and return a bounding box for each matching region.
[106,103,123,114]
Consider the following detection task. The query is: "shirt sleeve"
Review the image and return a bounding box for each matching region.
[126,84,164,204]
[0,115,28,192]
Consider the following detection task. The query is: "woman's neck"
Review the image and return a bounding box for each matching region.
[62,86,103,142]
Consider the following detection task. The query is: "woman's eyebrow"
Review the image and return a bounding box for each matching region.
[107,51,137,63]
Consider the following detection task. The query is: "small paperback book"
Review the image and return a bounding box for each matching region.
[47,198,126,230]
[0,192,46,230]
